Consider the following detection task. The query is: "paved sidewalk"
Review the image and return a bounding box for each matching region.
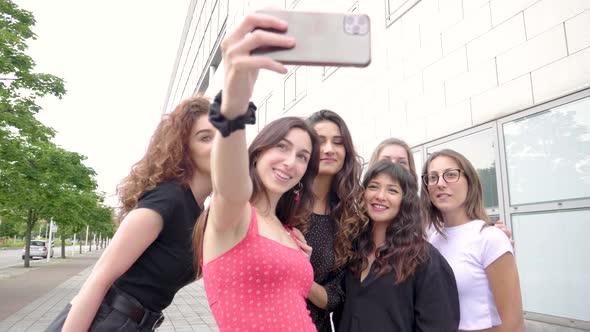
[0,263,218,331]
[0,250,104,321]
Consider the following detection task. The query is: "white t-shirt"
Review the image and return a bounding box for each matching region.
[429,219,513,331]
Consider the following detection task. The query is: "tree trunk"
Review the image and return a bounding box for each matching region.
[61,233,66,259]
[23,209,34,268]
[79,233,82,254]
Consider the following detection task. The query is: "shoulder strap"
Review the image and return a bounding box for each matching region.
[248,204,259,236]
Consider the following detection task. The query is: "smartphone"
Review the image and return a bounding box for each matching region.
[251,9,371,67]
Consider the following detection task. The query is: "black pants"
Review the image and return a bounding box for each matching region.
[45,290,162,331]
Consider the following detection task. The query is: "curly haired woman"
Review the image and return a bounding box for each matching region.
[47,96,215,332]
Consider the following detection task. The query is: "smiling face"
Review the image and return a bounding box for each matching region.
[364,173,403,224]
[314,120,346,177]
[189,115,215,175]
[255,128,312,198]
[426,155,468,215]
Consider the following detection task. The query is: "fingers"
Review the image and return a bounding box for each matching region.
[225,29,294,67]
[291,228,306,243]
[225,14,288,46]
[291,229,311,258]
[297,240,313,259]
[228,55,288,74]
[241,29,295,54]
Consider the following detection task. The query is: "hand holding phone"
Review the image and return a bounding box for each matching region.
[251,9,371,67]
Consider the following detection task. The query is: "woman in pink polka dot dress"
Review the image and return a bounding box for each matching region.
[193,14,320,332]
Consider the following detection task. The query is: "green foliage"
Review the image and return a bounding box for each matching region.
[0,0,65,142]
[0,240,25,248]
[0,216,25,237]
[0,1,115,263]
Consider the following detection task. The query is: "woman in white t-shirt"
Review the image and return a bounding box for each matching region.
[420,149,524,332]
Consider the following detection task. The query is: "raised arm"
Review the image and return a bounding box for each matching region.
[208,14,294,232]
[62,209,163,331]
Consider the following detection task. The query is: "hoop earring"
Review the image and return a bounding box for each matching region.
[292,182,303,202]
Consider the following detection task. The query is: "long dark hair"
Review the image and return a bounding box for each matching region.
[420,149,491,235]
[249,117,320,226]
[193,117,319,278]
[307,110,363,269]
[348,160,429,284]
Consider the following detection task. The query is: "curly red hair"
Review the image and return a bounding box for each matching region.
[116,96,210,222]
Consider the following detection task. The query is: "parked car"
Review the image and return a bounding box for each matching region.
[22,240,54,259]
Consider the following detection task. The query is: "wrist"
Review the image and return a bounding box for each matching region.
[209,90,257,137]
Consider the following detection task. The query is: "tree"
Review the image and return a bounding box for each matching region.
[1,136,99,266]
[52,190,115,258]
[0,0,65,143]
[1,1,116,266]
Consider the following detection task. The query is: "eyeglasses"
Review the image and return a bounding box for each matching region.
[422,169,464,186]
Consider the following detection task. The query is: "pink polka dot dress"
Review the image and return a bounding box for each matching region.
[202,207,317,332]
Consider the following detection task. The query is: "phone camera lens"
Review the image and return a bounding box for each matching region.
[357,15,367,25]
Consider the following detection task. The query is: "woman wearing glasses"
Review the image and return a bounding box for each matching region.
[369,139,514,239]
[420,149,524,332]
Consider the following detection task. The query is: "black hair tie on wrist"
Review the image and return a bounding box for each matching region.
[208,90,257,138]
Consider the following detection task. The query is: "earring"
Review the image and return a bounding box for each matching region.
[293,182,303,202]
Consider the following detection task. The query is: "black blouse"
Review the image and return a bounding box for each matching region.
[305,213,345,332]
[339,244,460,332]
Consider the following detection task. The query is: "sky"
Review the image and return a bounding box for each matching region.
[14,0,192,207]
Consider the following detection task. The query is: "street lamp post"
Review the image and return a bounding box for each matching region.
[85,225,89,253]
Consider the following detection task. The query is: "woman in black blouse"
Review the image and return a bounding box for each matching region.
[47,97,215,331]
[296,110,363,332]
[338,160,459,332]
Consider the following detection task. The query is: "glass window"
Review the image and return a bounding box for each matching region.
[205,24,211,57]
[219,0,228,24]
[512,209,590,321]
[412,149,423,190]
[265,95,273,125]
[427,129,499,209]
[503,97,590,205]
[285,0,300,9]
[295,66,306,98]
[258,95,271,132]
[386,0,421,26]
[284,72,295,108]
[322,66,338,80]
[211,4,218,37]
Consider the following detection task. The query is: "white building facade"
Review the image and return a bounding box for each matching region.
[164,0,590,331]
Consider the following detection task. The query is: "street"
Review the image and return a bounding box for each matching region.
[0,246,89,270]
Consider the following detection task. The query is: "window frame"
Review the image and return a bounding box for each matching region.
[412,88,590,328]
[385,0,421,27]
[421,122,505,218]
[283,66,307,111]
